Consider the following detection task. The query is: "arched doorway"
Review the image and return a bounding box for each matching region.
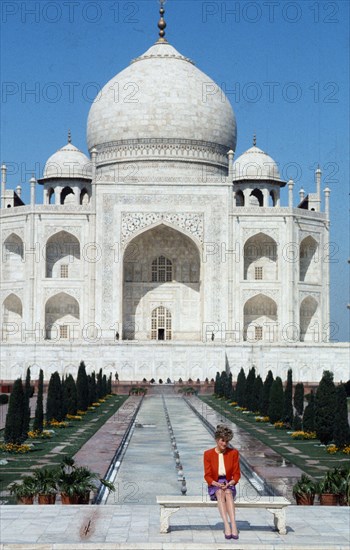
[151,306,172,341]
[123,224,201,341]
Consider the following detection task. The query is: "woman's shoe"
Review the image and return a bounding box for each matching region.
[224,534,232,540]
[231,534,239,540]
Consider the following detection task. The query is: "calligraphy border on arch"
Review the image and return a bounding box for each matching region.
[120,212,204,246]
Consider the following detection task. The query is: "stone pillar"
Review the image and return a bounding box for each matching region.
[324,186,330,218]
[315,167,322,212]
[288,179,294,208]
[30,176,36,205]
[227,149,234,181]
[1,164,7,209]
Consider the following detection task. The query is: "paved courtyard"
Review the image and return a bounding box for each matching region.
[0,395,349,549]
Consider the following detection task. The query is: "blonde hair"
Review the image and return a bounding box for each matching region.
[215,424,233,442]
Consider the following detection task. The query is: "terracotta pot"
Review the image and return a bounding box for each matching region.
[319,493,339,506]
[61,492,79,504]
[295,494,315,505]
[38,493,56,504]
[78,492,90,504]
[17,496,34,504]
[60,492,89,504]
[338,495,348,506]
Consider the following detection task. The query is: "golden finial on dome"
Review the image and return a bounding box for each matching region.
[253,133,257,147]
[68,129,72,143]
[157,0,167,43]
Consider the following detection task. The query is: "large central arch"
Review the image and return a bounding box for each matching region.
[122,223,201,341]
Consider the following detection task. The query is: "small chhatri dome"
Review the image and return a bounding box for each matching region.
[232,145,285,184]
[39,140,92,181]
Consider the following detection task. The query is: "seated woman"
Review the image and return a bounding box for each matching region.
[203,424,240,540]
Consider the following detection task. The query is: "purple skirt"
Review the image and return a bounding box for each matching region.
[208,476,237,501]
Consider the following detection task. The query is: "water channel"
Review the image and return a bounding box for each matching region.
[106,395,260,505]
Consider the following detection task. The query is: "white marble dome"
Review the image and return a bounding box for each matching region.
[41,142,92,180]
[232,145,283,183]
[87,42,236,169]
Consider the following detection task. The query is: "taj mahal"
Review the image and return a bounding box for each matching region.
[1,4,348,384]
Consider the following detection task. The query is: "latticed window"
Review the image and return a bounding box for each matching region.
[255,326,263,341]
[152,256,172,282]
[255,266,263,280]
[60,264,69,278]
[60,325,68,339]
[151,306,172,340]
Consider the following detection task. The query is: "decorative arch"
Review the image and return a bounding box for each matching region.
[300,236,319,283]
[249,188,263,207]
[48,188,55,204]
[300,296,319,342]
[45,292,80,340]
[61,186,75,205]
[243,293,278,342]
[235,190,245,207]
[2,294,22,341]
[244,232,278,280]
[80,188,90,205]
[123,224,201,341]
[269,190,277,207]
[2,233,24,281]
[45,231,80,278]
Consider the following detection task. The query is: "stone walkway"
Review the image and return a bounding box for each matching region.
[1,395,349,549]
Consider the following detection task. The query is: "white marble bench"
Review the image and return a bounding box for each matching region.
[157,495,291,535]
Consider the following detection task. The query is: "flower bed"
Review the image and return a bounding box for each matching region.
[291,431,317,440]
[0,443,32,454]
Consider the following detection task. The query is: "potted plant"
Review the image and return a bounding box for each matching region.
[32,467,58,504]
[335,466,350,506]
[316,469,341,505]
[9,476,37,504]
[58,456,115,504]
[292,474,316,505]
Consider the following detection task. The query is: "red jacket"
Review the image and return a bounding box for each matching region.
[203,447,241,486]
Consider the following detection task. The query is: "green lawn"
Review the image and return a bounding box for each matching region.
[200,396,350,480]
[0,395,128,501]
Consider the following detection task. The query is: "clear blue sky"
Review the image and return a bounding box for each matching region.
[1,0,349,341]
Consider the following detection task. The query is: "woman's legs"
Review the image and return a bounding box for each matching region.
[216,489,231,535]
[224,491,238,535]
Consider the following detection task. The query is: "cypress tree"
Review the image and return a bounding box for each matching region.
[77,361,89,411]
[333,384,350,448]
[293,414,302,431]
[245,367,256,411]
[33,369,44,433]
[214,372,220,396]
[262,370,274,416]
[22,367,31,440]
[4,378,25,444]
[220,371,227,399]
[227,371,233,400]
[88,371,97,404]
[252,374,263,413]
[102,374,107,397]
[46,372,63,422]
[236,368,246,407]
[268,376,284,424]
[303,391,315,432]
[283,369,293,426]
[64,374,78,416]
[107,373,112,394]
[294,382,304,417]
[315,370,336,444]
[96,368,103,399]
